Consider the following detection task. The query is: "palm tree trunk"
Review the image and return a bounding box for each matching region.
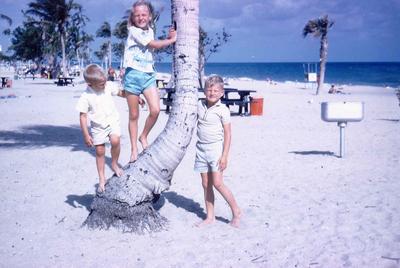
[61,34,67,76]
[108,41,112,69]
[76,50,80,70]
[317,34,328,95]
[199,52,205,89]
[84,0,199,233]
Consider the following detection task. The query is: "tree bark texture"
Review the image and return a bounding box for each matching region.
[61,33,67,76]
[317,34,328,95]
[84,0,199,233]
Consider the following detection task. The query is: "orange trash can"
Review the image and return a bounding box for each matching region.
[250,97,264,116]
[6,79,12,88]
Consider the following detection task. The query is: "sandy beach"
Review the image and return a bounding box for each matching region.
[0,77,399,267]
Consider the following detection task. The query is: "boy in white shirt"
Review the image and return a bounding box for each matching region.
[76,64,125,193]
[194,75,241,227]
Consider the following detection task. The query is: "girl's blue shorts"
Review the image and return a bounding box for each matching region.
[123,67,156,96]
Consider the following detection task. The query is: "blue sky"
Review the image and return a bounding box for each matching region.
[1,0,399,62]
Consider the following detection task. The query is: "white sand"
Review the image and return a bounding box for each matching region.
[0,77,399,267]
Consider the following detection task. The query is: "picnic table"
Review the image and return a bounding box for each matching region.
[221,88,257,115]
[55,77,74,86]
[161,87,256,116]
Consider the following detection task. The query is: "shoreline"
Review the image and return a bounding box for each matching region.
[0,77,399,267]
[156,72,400,90]
[152,61,400,88]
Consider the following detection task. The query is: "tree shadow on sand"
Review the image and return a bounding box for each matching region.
[376,118,400,122]
[289,150,337,157]
[0,124,116,168]
[65,194,94,211]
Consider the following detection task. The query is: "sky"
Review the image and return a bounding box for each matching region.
[0,0,399,62]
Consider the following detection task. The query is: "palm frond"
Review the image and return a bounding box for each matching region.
[0,14,12,26]
[303,15,334,38]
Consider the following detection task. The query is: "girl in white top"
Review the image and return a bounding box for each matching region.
[123,1,176,162]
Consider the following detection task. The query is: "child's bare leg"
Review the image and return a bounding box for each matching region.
[139,87,160,149]
[212,171,241,227]
[126,93,140,162]
[109,134,122,177]
[196,172,215,227]
[95,144,106,192]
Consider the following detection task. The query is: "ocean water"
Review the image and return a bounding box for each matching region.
[151,62,400,88]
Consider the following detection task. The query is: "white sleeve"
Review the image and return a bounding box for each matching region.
[105,81,121,96]
[76,94,89,113]
[221,106,231,124]
[129,27,153,47]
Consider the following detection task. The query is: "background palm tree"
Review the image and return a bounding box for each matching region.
[94,43,109,69]
[303,15,334,95]
[69,30,93,69]
[9,19,43,62]
[0,13,12,35]
[96,21,112,70]
[25,0,85,76]
[84,0,200,233]
[0,13,12,58]
[112,20,128,68]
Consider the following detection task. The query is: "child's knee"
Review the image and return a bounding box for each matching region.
[95,145,105,156]
[129,111,139,121]
[110,135,120,146]
[213,180,224,190]
[149,106,160,117]
[201,181,209,189]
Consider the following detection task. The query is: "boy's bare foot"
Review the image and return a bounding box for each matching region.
[112,163,123,177]
[97,184,105,193]
[230,210,242,228]
[194,218,214,227]
[139,135,148,150]
[130,149,138,163]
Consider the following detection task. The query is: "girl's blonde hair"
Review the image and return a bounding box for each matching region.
[128,1,154,28]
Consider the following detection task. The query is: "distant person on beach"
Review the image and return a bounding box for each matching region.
[194,75,241,228]
[24,63,37,80]
[328,84,346,94]
[76,64,125,193]
[328,84,337,94]
[123,0,177,162]
[107,67,116,81]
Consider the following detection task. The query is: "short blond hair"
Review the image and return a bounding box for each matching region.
[83,64,106,85]
[204,75,224,91]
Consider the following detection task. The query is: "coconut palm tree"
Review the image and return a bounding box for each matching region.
[96,21,112,69]
[303,15,334,95]
[9,21,43,62]
[112,20,128,68]
[67,11,90,70]
[25,0,84,76]
[70,31,93,69]
[84,0,199,233]
[94,43,109,69]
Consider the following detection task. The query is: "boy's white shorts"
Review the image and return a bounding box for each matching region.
[91,121,121,145]
[194,141,223,173]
